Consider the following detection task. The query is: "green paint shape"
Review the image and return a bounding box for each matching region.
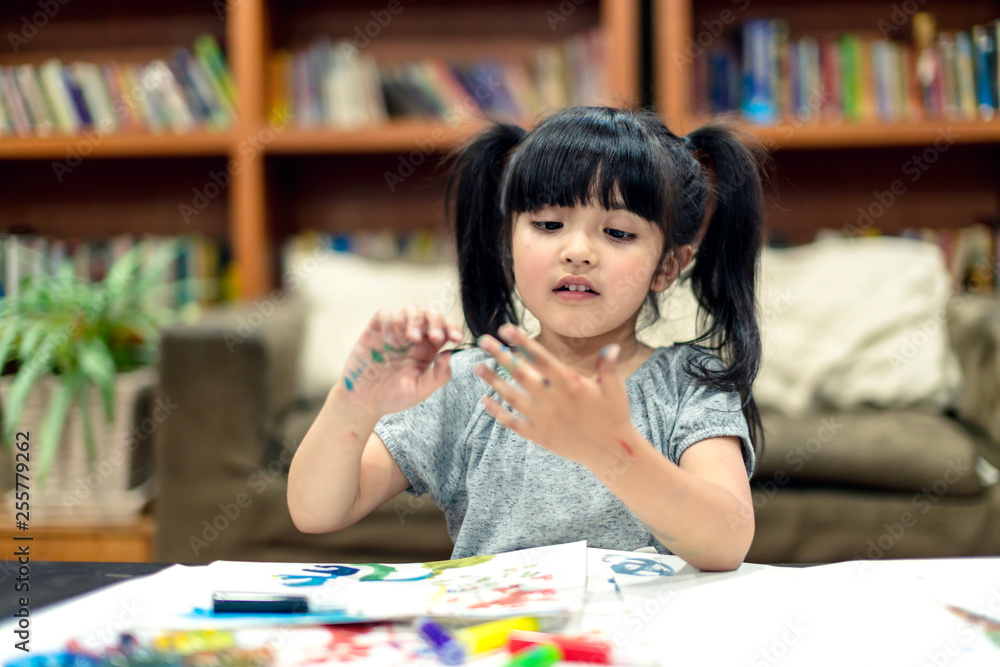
[371,349,385,363]
[355,563,398,581]
[421,554,495,575]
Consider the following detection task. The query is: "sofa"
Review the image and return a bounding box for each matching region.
[152,239,1000,564]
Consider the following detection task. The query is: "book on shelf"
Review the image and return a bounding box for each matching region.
[0,233,236,308]
[0,34,235,138]
[695,13,1000,125]
[268,28,605,127]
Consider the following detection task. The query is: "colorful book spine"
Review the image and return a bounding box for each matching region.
[742,19,776,124]
[193,34,237,111]
[0,34,232,137]
[971,24,996,120]
[954,31,978,120]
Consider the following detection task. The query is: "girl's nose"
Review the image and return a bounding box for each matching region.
[563,237,595,265]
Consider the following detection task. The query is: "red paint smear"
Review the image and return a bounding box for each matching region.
[315,624,376,662]
[467,585,557,609]
[531,574,554,581]
[618,439,635,458]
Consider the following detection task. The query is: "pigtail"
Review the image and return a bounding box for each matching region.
[683,122,769,460]
[444,123,527,340]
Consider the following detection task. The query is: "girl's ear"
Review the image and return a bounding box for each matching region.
[652,245,695,292]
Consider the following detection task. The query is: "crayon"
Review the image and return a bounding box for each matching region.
[453,617,540,655]
[507,629,612,664]
[503,644,562,667]
[416,618,466,665]
[148,630,235,654]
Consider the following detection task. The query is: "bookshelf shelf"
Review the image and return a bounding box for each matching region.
[694,118,1000,149]
[267,121,482,154]
[0,132,233,159]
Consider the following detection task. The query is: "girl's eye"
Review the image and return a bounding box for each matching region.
[530,221,636,241]
[606,229,636,241]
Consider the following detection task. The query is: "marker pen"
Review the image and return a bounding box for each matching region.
[416,618,466,665]
[212,592,309,614]
[503,643,563,667]
[507,629,612,663]
[454,616,540,655]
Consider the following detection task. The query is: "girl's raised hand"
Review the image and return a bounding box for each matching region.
[474,324,637,472]
[336,305,464,418]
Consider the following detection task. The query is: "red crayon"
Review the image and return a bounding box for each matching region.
[507,629,612,664]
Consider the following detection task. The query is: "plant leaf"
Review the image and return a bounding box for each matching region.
[37,375,75,484]
[0,312,24,372]
[1,329,59,448]
[17,319,47,363]
[131,239,181,298]
[78,337,116,424]
[77,375,97,464]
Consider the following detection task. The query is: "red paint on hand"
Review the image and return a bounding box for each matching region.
[618,439,635,458]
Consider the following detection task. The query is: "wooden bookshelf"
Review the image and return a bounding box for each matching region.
[0,0,641,298]
[654,0,1000,245]
[9,1,994,294]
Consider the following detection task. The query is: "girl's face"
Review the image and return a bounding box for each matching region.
[511,202,674,354]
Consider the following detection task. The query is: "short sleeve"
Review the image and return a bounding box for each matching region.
[668,348,755,478]
[373,353,476,508]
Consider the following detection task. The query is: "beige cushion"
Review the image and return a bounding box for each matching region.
[642,237,963,416]
[755,409,983,496]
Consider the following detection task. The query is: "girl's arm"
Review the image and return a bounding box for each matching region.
[590,433,755,571]
[287,382,411,533]
[288,305,460,534]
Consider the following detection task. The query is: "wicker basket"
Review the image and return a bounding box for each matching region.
[2,367,156,524]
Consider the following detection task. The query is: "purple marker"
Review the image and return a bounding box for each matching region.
[417,618,465,665]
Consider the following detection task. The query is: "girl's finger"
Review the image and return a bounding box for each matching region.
[477,363,532,418]
[487,338,547,391]
[597,343,625,399]
[495,324,565,390]
[377,308,394,343]
[426,307,446,346]
[392,307,407,345]
[404,304,422,342]
[481,395,531,440]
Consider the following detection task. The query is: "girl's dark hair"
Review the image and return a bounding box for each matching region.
[443,106,768,466]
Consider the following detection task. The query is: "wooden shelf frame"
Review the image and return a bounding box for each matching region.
[0,0,642,298]
[15,1,992,291]
[652,0,1000,247]
[653,0,1000,147]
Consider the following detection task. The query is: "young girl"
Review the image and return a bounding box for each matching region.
[288,106,766,572]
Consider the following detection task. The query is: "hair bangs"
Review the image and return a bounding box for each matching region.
[500,108,668,226]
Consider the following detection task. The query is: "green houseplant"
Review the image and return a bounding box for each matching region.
[0,239,203,494]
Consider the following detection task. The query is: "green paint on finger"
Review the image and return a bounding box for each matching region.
[371,349,385,363]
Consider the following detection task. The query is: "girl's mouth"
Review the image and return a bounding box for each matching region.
[553,288,599,301]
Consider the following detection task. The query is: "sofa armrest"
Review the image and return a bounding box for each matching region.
[947,294,1000,468]
[153,296,307,561]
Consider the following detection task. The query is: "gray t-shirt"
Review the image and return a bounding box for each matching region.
[374,344,754,559]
